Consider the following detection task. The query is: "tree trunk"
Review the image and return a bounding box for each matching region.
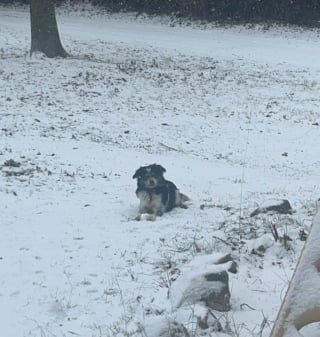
[30,0,68,58]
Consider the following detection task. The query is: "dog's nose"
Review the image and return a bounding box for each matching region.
[149,178,156,186]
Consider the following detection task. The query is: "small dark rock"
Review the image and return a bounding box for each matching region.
[298,229,308,241]
[203,271,231,311]
[197,315,209,329]
[3,159,21,167]
[227,261,238,274]
[216,253,233,264]
[216,254,238,273]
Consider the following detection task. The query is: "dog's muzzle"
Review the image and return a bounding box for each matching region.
[145,177,157,188]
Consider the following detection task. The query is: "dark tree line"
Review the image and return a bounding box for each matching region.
[90,0,320,26]
[2,0,320,27]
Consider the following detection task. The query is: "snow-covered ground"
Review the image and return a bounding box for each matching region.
[1,5,320,337]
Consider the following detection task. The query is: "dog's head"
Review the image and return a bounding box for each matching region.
[133,164,166,189]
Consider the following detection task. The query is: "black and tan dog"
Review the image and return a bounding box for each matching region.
[133,164,189,220]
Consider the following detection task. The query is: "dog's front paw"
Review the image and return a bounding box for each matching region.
[146,214,157,221]
[135,213,157,221]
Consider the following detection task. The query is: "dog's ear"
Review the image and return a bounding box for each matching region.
[159,165,166,174]
[153,164,166,175]
[133,167,143,179]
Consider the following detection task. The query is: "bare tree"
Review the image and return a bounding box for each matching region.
[30,0,68,58]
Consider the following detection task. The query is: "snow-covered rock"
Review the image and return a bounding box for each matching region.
[250,199,293,217]
[170,253,236,311]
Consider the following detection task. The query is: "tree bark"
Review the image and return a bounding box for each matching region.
[30,0,68,58]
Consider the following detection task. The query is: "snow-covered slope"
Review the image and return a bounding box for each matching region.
[1,5,320,337]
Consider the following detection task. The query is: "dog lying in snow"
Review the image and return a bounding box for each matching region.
[132,164,189,220]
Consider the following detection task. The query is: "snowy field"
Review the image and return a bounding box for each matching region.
[1,5,320,337]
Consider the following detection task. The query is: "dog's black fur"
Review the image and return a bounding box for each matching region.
[133,164,189,220]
